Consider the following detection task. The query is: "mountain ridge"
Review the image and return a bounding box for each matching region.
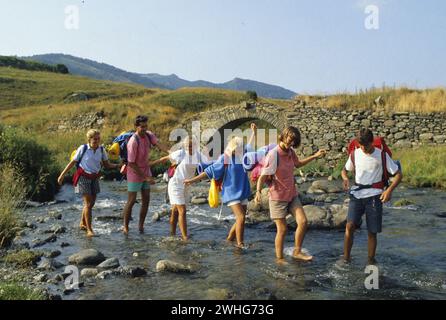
[23,53,296,99]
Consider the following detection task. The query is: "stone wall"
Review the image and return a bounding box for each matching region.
[191,101,446,166]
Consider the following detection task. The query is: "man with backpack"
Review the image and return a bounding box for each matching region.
[341,128,402,265]
[122,115,170,235]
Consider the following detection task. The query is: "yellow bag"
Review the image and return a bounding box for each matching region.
[107,142,120,161]
[70,149,77,161]
[208,179,221,208]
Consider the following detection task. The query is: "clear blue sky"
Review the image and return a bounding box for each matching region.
[1,0,445,93]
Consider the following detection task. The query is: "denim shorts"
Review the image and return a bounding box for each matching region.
[347,194,383,234]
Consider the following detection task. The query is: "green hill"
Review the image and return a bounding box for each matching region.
[0,66,152,110]
[0,56,68,74]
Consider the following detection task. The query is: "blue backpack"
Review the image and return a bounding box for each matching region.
[112,131,155,164]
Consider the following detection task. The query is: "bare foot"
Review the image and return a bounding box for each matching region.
[292,251,313,262]
[138,227,145,234]
[123,227,129,235]
[79,224,87,231]
[276,258,289,266]
[367,257,377,265]
[86,230,95,237]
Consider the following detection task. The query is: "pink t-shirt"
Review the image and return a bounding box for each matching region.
[261,145,299,202]
[126,131,158,183]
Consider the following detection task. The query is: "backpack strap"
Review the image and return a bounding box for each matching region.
[76,144,88,168]
[381,149,389,188]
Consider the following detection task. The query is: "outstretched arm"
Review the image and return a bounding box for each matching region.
[247,123,257,148]
[295,149,327,168]
[149,155,171,167]
[155,142,170,154]
[184,172,208,186]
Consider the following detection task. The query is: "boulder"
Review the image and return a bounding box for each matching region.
[97,257,120,269]
[81,268,99,278]
[191,197,208,205]
[155,260,196,273]
[68,249,106,266]
[329,204,348,228]
[303,205,329,228]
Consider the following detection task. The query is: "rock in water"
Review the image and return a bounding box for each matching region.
[329,204,348,228]
[97,257,120,269]
[81,268,99,278]
[155,260,196,273]
[68,249,106,265]
[303,205,330,228]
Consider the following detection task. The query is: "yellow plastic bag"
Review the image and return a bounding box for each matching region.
[208,179,221,208]
[107,142,120,161]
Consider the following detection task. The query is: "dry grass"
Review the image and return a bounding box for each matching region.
[296,87,446,113]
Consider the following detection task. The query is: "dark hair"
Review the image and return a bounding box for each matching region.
[357,128,374,146]
[135,115,148,127]
[279,126,301,148]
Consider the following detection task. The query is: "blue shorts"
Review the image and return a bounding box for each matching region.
[347,194,383,234]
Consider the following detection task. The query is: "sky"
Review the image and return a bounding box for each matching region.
[1,0,445,94]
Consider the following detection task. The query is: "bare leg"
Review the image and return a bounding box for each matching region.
[177,205,188,241]
[293,207,312,261]
[227,205,247,242]
[139,188,150,233]
[83,194,96,237]
[274,218,287,263]
[368,232,377,264]
[123,192,137,235]
[170,205,178,236]
[343,222,356,262]
[229,203,246,247]
[79,204,87,230]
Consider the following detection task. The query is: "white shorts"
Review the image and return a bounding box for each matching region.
[226,199,249,207]
[168,179,190,205]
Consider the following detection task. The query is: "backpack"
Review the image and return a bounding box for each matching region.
[243,144,278,184]
[70,144,105,168]
[112,130,156,164]
[347,137,401,190]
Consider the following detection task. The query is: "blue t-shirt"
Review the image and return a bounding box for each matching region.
[204,153,251,204]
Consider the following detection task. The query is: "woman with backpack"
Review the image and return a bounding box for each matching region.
[184,123,257,249]
[57,129,121,237]
[150,135,209,241]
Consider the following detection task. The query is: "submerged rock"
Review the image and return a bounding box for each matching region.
[155,260,197,273]
[206,288,234,300]
[68,249,106,266]
[118,266,147,277]
[97,257,120,269]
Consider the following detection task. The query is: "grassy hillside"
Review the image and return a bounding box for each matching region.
[0,56,68,74]
[0,67,152,110]
[297,86,446,113]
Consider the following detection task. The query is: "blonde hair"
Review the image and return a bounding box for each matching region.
[225,135,244,155]
[86,129,101,141]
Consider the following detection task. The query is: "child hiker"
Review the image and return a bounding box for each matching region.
[57,129,121,237]
[341,128,402,265]
[255,126,326,264]
[184,124,257,248]
[150,135,209,241]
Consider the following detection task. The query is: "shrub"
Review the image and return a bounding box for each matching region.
[0,125,58,201]
[0,164,25,247]
[246,90,258,101]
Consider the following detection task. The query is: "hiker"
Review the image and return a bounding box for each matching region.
[57,129,120,237]
[122,115,170,235]
[150,135,209,240]
[341,128,402,265]
[184,123,257,248]
[254,126,326,264]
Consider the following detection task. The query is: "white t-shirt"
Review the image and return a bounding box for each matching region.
[345,147,399,199]
[74,144,108,174]
[169,150,208,184]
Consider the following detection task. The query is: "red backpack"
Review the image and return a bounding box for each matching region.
[347,137,392,190]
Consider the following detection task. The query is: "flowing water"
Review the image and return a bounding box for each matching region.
[20,181,446,300]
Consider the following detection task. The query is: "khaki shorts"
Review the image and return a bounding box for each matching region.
[269,196,303,220]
